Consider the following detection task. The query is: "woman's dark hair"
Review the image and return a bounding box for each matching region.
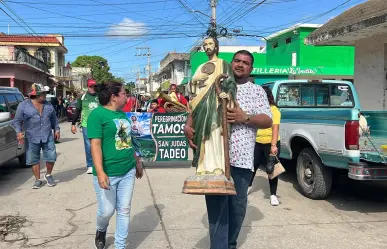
[232,50,254,66]
[262,86,276,106]
[95,81,123,105]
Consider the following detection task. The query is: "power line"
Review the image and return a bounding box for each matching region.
[0,1,52,48]
[175,0,208,28]
[6,0,174,6]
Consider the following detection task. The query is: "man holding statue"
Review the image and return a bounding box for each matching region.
[184,36,273,249]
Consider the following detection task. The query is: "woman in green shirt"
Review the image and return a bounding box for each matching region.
[87,81,143,249]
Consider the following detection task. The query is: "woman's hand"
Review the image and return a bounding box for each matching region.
[136,160,144,179]
[270,144,278,156]
[97,172,110,190]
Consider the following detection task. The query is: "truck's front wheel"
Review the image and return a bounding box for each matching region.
[296,148,332,199]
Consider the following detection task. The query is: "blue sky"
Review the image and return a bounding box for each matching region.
[0,0,366,82]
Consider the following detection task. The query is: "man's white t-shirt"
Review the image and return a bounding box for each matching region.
[229,82,272,171]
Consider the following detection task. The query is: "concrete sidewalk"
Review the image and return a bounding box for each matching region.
[1,125,387,249]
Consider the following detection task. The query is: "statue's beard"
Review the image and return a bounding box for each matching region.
[206,49,216,56]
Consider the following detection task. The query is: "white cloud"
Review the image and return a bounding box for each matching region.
[106,18,149,38]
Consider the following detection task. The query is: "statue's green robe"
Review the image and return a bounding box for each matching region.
[190,58,236,175]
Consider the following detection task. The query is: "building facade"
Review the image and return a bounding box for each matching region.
[0,34,70,96]
[154,52,190,94]
[190,24,355,85]
[306,0,387,111]
[71,67,92,93]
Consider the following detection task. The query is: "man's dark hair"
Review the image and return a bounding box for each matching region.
[232,50,254,66]
[203,37,219,56]
[151,99,158,104]
[95,81,123,106]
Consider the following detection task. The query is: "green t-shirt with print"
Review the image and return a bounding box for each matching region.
[87,106,136,176]
[76,92,100,127]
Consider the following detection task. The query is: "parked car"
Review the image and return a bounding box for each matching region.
[263,80,387,200]
[66,101,78,122]
[0,87,26,167]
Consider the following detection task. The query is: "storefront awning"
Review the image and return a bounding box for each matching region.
[180,76,191,85]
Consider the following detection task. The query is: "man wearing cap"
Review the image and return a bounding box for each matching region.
[71,79,99,174]
[141,93,152,112]
[13,83,60,189]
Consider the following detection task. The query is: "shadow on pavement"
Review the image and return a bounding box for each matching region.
[265,160,387,214]
[327,176,387,213]
[194,205,263,249]
[56,137,79,143]
[125,204,165,249]
[0,159,32,196]
[54,167,86,184]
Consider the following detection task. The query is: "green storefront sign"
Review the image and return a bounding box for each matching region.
[252,67,319,75]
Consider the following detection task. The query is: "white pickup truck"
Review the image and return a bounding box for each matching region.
[263,80,387,200]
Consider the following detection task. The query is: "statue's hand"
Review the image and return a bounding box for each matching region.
[219,92,229,100]
[192,74,209,82]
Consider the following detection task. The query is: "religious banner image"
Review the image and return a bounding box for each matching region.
[125,112,189,162]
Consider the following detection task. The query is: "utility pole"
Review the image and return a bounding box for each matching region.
[210,0,217,38]
[211,0,217,31]
[135,47,152,93]
[131,67,140,94]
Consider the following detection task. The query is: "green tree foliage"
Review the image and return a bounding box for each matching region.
[124,81,136,94]
[71,55,122,84]
[114,77,126,83]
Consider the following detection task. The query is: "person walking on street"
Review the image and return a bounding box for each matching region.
[71,79,99,174]
[248,86,282,206]
[88,81,143,249]
[13,83,60,189]
[184,50,272,249]
[57,95,64,118]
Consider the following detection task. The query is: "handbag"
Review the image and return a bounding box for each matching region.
[266,155,277,174]
[268,156,286,179]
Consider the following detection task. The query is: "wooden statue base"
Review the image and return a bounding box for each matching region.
[182,174,236,195]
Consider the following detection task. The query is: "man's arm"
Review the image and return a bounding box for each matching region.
[12,102,24,133]
[226,86,272,129]
[247,114,272,129]
[72,108,81,125]
[50,107,60,132]
[248,86,273,129]
[72,97,82,126]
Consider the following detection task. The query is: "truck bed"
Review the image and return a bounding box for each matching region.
[359,111,387,164]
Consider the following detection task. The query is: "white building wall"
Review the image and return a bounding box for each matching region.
[173,61,185,85]
[354,33,387,110]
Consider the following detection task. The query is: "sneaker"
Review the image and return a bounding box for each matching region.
[32,179,43,189]
[44,174,56,187]
[87,167,93,174]
[95,230,106,249]
[270,195,279,206]
[247,186,252,195]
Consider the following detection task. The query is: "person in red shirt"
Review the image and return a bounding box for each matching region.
[122,92,139,112]
[148,99,166,113]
